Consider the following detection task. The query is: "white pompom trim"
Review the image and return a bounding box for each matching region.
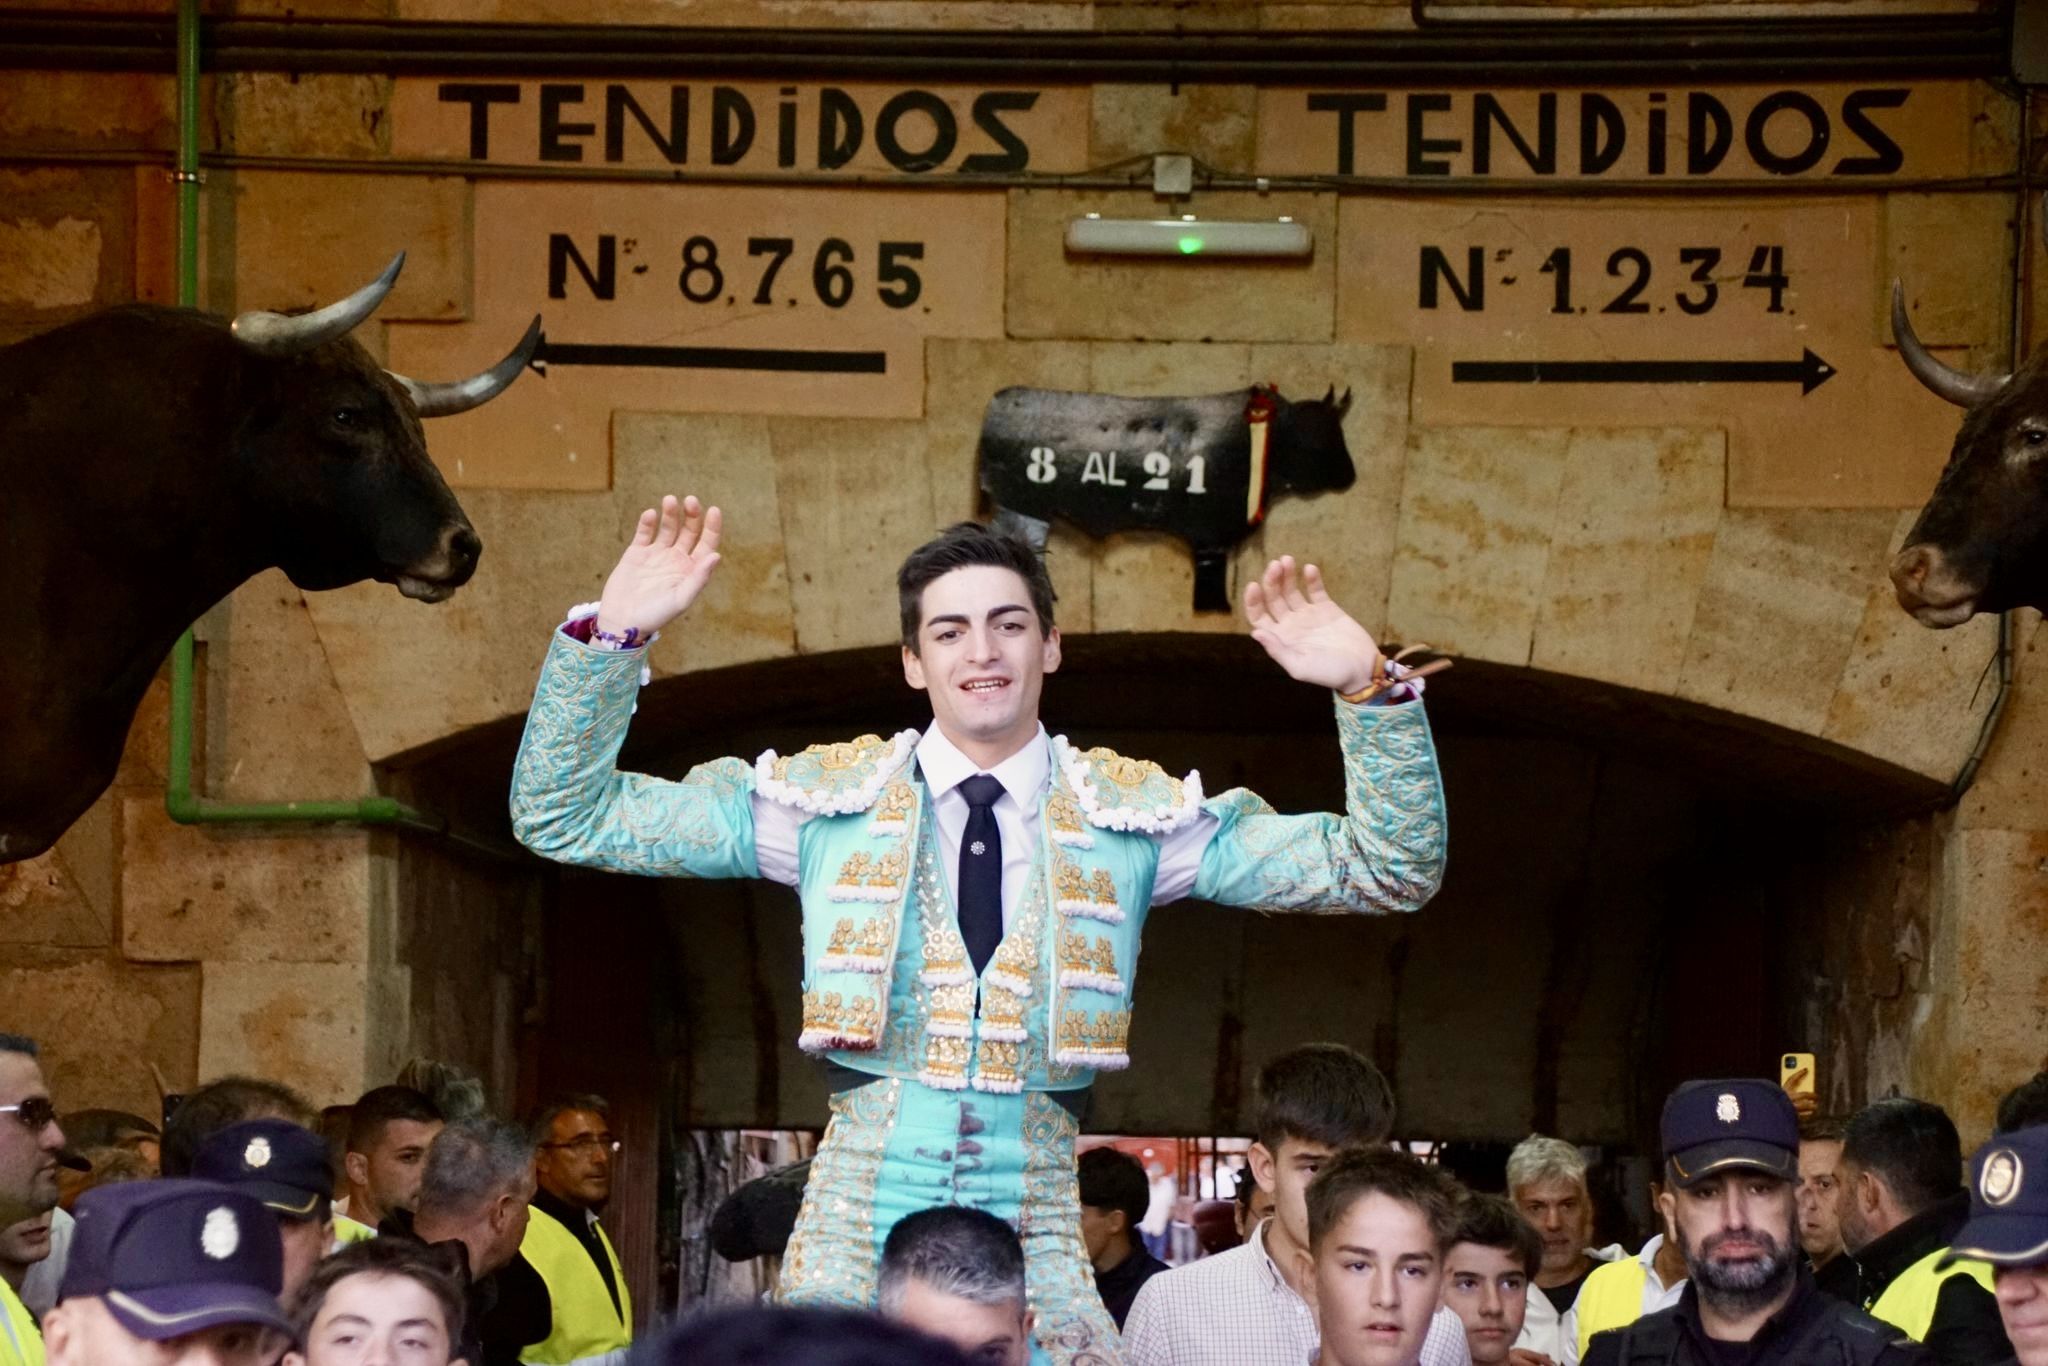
[1058,899,1126,925]
[754,730,919,815]
[1052,737,1205,834]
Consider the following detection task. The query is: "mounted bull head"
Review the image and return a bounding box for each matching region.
[0,252,542,862]
[224,252,539,601]
[1889,203,2048,627]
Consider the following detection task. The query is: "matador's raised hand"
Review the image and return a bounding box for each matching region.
[595,494,723,640]
[1244,556,1384,697]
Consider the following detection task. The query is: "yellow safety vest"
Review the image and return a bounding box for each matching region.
[332,1214,379,1246]
[0,1278,44,1366]
[1576,1256,1650,1357]
[519,1206,633,1366]
[1868,1246,1997,1342]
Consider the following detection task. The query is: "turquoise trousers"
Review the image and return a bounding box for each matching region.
[777,1076,1124,1366]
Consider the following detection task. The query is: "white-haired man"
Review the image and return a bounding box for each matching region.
[1508,1135,1623,1363]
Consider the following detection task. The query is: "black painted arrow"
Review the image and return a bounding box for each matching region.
[529,336,887,376]
[1452,349,1836,396]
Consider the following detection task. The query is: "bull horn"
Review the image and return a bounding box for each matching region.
[1322,384,1335,404]
[1890,279,2007,408]
[389,315,543,419]
[1337,387,1353,415]
[231,252,404,356]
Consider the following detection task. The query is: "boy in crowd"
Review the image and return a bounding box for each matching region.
[1301,1148,1458,1366]
[1124,1043,1470,1365]
[285,1238,468,1366]
[1439,1195,1540,1365]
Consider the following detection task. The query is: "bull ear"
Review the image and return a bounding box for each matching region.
[1336,387,1353,417]
[1890,280,2009,408]
[231,252,404,357]
[388,315,543,418]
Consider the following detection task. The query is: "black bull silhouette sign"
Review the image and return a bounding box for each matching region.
[977,384,1358,610]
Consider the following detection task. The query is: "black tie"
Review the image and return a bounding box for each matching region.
[957,774,1005,974]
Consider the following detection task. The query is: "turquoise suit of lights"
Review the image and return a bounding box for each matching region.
[510,628,1448,1366]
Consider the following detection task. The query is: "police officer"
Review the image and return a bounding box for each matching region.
[1583,1079,1931,1366]
[39,1180,295,1366]
[1943,1123,2048,1365]
[192,1119,339,1305]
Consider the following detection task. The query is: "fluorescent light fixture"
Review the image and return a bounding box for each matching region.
[1064,213,1312,259]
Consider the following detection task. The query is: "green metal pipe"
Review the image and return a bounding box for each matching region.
[163,0,441,839]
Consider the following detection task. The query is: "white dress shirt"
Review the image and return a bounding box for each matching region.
[1123,1220,1471,1366]
[750,723,1220,929]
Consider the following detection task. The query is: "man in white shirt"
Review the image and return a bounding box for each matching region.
[1123,1044,1470,1366]
[1507,1136,1624,1361]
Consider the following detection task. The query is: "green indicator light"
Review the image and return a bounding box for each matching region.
[1177,236,1204,255]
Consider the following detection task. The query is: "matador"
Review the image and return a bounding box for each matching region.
[510,495,1448,1364]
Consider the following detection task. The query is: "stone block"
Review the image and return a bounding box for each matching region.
[232,0,396,15]
[0,844,111,950]
[53,791,118,937]
[232,172,469,321]
[1938,827,2048,1007]
[1090,532,1241,635]
[1529,429,1724,696]
[1677,509,1897,737]
[1884,193,2013,350]
[1255,3,1413,29]
[770,417,935,655]
[301,488,624,761]
[1385,426,1571,666]
[202,633,372,803]
[1957,612,2048,831]
[1822,514,1997,781]
[0,958,201,1121]
[0,71,178,151]
[1087,341,1253,393]
[1091,84,1257,171]
[121,796,372,965]
[398,0,1088,23]
[0,167,138,325]
[199,960,384,1105]
[0,218,100,312]
[1093,0,1255,29]
[614,414,803,679]
[1246,342,1411,638]
[1006,188,1336,342]
[219,73,391,158]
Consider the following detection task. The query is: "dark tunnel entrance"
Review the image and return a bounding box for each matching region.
[388,632,1947,1310]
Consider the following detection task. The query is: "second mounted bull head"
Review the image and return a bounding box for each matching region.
[0,253,541,863]
[978,383,1358,611]
[1889,207,2048,627]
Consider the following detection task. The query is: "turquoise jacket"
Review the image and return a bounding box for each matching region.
[511,630,1447,1093]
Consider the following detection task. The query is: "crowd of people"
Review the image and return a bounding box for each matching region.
[0,1038,632,1366]
[6,1026,2048,1366]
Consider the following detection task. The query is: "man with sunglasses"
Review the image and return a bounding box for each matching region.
[0,1034,68,1366]
[521,1095,629,1366]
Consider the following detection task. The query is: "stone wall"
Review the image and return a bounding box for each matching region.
[0,1,2038,1164]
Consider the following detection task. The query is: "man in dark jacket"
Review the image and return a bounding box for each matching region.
[1837,1097,2015,1364]
[1075,1147,1168,1329]
[1584,1079,1930,1366]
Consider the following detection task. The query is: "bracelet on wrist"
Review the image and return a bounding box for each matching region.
[1340,645,1452,704]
